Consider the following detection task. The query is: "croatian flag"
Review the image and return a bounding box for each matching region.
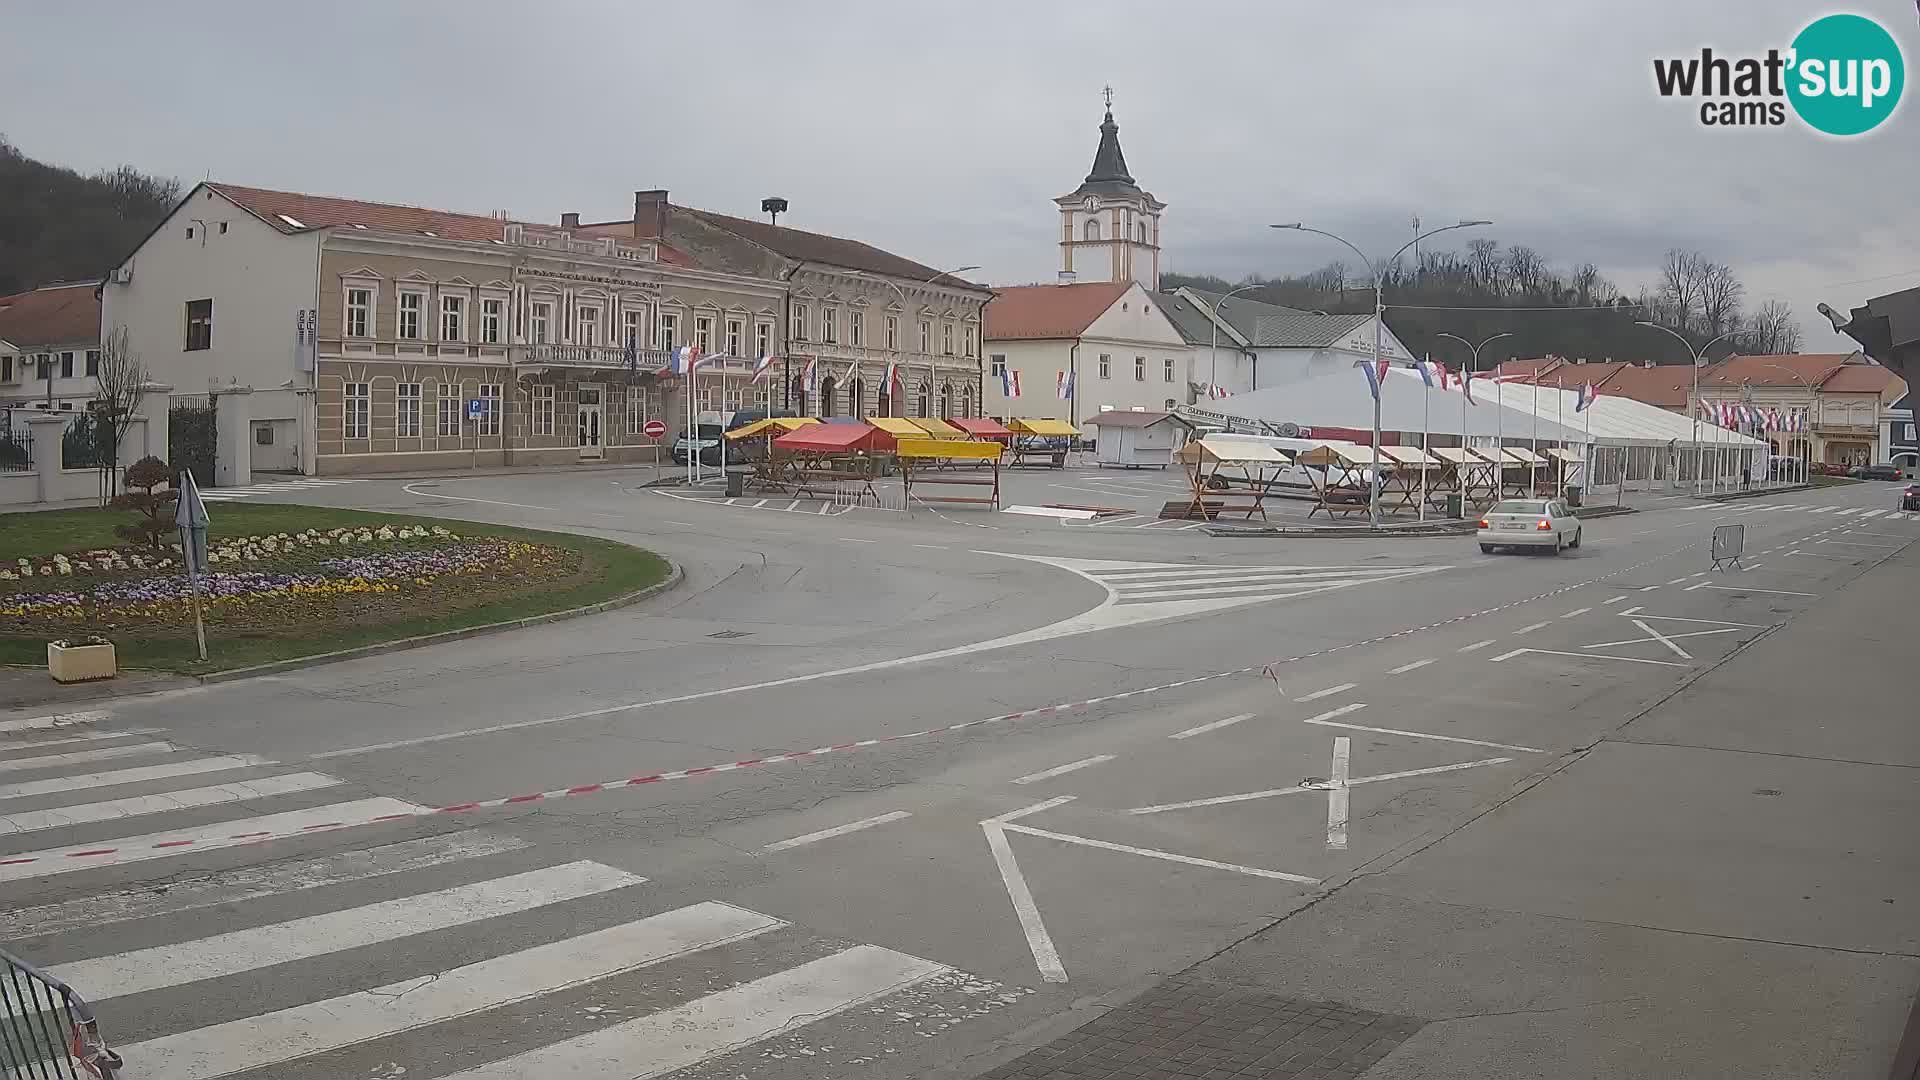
[801,355,818,393]
[1416,358,1442,389]
[670,345,701,376]
[1357,358,1382,402]
[1056,369,1075,400]
[1207,383,1232,400]
[749,354,776,384]
[882,360,900,394]
[1575,383,1599,413]
[1001,368,1022,398]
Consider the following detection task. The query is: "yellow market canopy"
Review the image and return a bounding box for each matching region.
[895,437,1004,461]
[727,416,820,440]
[867,417,928,438]
[911,418,967,438]
[1007,418,1080,437]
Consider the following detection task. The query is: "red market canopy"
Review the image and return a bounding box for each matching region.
[949,417,1014,440]
[772,423,896,454]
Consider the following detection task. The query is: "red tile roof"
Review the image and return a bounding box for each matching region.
[984,282,1131,341]
[1816,362,1904,395]
[1594,364,1696,409]
[1526,362,1631,389]
[0,283,100,348]
[1698,353,1859,389]
[1489,357,1564,380]
[675,207,977,286]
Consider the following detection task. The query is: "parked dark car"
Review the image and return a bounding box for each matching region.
[1862,463,1903,481]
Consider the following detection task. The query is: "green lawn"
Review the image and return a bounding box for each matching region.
[1808,473,1864,487]
[1,504,671,673]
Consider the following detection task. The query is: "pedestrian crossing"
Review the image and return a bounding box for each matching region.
[1077,559,1448,605]
[0,715,1036,1079]
[197,477,368,502]
[1704,502,1914,521]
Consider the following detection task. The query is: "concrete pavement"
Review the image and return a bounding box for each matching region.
[1,467,1914,1079]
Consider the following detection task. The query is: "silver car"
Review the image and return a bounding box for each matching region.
[1478,498,1581,555]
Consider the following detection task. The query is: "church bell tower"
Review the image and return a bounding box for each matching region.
[1055,87,1165,289]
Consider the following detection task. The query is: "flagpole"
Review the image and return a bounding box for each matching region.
[1530,377,1540,496]
[1419,375,1430,522]
[1556,380,1566,499]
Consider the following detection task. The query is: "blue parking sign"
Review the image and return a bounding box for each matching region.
[467,399,484,421]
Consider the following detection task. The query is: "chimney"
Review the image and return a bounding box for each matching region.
[634,189,668,239]
[560,212,580,229]
[1057,270,1078,285]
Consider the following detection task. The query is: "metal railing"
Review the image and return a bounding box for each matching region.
[1,946,120,1078]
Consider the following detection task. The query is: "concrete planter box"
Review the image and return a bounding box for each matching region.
[48,641,117,683]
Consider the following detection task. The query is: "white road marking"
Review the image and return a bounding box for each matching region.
[783,500,801,511]
[1491,647,1687,668]
[1003,823,1319,883]
[1835,508,1863,516]
[913,543,948,550]
[1639,585,1662,592]
[1859,508,1889,518]
[1457,639,1496,653]
[1009,755,1116,783]
[1817,537,1902,548]
[982,821,1066,983]
[1295,683,1357,702]
[1513,622,1552,635]
[1326,737,1350,851]
[0,798,426,882]
[0,710,109,733]
[0,729,159,753]
[0,773,342,835]
[1387,658,1435,675]
[0,832,532,939]
[1129,758,1514,815]
[1665,577,1690,585]
[0,741,174,774]
[1301,716,1544,753]
[49,861,647,1002]
[839,537,879,543]
[987,796,1077,825]
[1684,582,1818,596]
[1618,605,1644,616]
[1304,702,1369,725]
[763,810,914,850]
[1561,607,1591,618]
[114,901,785,1080]
[0,754,278,799]
[1805,506,1833,513]
[1167,715,1254,740]
[441,945,948,1080]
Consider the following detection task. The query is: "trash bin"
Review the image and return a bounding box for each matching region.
[1444,493,1464,519]
[1565,485,1582,507]
[724,471,745,498]
[1050,451,1067,468]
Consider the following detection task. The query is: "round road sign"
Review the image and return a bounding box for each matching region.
[643,419,667,440]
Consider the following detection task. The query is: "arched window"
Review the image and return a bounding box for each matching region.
[1083,218,1101,242]
[915,378,931,418]
[850,378,865,418]
[939,381,952,418]
[820,375,838,418]
[960,386,974,419]
[1136,221,1148,243]
[876,386,893,417]
[789,374,807,416]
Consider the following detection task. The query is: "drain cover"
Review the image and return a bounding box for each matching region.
[707,630,752,639]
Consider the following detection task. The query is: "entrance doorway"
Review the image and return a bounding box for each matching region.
[576,385,604,460]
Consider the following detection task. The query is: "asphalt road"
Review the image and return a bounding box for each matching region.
[3,468,1914,1080]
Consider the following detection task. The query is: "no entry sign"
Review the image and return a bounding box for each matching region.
[643,419,667,440]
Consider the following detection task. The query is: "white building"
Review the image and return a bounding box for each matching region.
[983,280,1191,422]
[0,282,104,414]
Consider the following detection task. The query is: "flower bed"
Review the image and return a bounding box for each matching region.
[1,523,584,636]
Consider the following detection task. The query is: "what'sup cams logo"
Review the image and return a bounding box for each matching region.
[1653,12,1906,135]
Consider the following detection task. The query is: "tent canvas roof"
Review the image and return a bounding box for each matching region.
[913,418,967,438]
[1212,367,1590,446]
[727,416,819,440]
[949,417,1014,439]
[1009,418,1080,436]
[773,424,895,453]
[868,417,928,437]
[1086,410,1187,430]
[1376,445,1439,468]
[1430,446,1496,466]
[1175,436,1287,464]
[1479,380,1767,449]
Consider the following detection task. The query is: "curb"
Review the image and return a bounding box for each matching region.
[196,559,684,685]
[1694,484,1812,503]
[1572,505,1638,519]
[1203,523,1477,539]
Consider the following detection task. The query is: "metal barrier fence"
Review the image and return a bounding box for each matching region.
[0,417,30,475]
[0,946,120,1078]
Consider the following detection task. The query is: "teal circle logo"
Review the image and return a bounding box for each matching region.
[1787,13,1905,135]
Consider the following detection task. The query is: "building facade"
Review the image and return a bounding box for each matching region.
[984,280,1191,422]
[0,282,103,415]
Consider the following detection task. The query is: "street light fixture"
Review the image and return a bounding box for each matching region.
[1204,283,1266,403]
[847,265,980,418]
[1436,331,1515,482]
[1761,363,1815,486]
[1271,220,1493,526]
[1635,322,1741,494]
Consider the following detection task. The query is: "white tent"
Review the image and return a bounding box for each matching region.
[1478,380,1766,451]
[1207,366,1590,445]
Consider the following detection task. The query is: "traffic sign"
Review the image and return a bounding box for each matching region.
[466,399,484,421]
[643,419,667,440]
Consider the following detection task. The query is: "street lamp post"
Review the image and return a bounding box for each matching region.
[850,265,980,418]
[1635,323,1739,495]
[1272,220,1493,526]
[1437,331,1513,497]
[1762,363,1815,487]
[1206,283,1266,402]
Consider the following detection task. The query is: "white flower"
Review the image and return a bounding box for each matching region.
[431,526,450,537]
[0,570,14,580]
[318,537,332,546]
[55,564,71,575]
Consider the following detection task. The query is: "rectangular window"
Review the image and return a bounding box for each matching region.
[481,298,504,344]
[85,350,100,377]
[964,325,976,358]
[624,308,646,349]
[1163,358,1175,382]
[343,381,370,439]
[1134,356,1146,381]
[395,382,422,438]
[990,354,1007,379]
[658,311,678,350]
[346,288,372,337]
[626,385,654,435]
[530,301,552,344]
[821,308,838,345]
[1098,353,1111,380]
[438,391,461,437]
[726,318,743,357]
[694,315,713,353]
[185,298,213,351]
[59,352,74,379]
[531,384,556,436]
[478,383,501,437]
[755,322,772,357]
[440,294,465,342]
[577,305,600,346]
[940,323,953,356]
[2,356,11,382]
[918,320,930,353]
[885,315,899,350]
[397,292,424,340]
[789,303,807,342]
[848,310,864,347]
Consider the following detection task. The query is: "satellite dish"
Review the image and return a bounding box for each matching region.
[1278,421,1301,437]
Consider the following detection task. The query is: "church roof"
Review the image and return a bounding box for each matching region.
[1067,109,1145,199]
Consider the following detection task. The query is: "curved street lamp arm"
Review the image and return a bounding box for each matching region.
[1273,225,1376,283]
[1385,222,1491,280]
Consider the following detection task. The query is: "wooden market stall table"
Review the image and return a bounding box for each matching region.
[1375,445,1443,515]
[1500,447,1551,494]
[725,416,822,492]
[1294,442,1379,520]
[1006,418,1080,468]
[1166,436,1285,520]
[896,437,1004,510]
[1430,447,1501,507]
[770,422,895,504]
[1547,447,1586,496]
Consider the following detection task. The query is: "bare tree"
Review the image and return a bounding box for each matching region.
[1745,299,1803,354]
[1569,262,1601,306]
[1657,248,1708,332]
[1466,239,1502,294]
[90,325,150,505]
[1503,245,1547,297]
[1698,260,1745,337]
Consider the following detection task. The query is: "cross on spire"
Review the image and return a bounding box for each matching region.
[1102,84,1114,108]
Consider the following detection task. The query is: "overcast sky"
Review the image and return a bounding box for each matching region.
[4,0,1914,351]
